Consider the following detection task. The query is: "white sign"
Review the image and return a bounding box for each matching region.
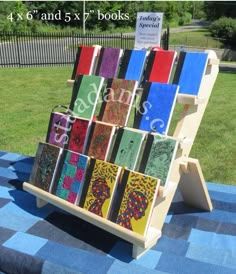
[134,12,163,49]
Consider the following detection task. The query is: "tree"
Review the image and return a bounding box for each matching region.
[204,1,236,21]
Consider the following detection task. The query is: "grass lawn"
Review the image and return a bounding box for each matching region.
[169,30,224,49]
[0,66,235,185]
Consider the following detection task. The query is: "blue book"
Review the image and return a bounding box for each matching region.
[118,49,147,82]
[134,82,179,135]
[173,52,208,95]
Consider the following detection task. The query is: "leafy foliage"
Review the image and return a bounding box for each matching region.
[210,17,236,48]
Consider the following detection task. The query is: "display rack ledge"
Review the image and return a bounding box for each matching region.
[23,182,161,249]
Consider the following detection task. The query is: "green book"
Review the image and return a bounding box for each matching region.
[70,75,104,119]
[110,127,146,170]
[138,133,178,187]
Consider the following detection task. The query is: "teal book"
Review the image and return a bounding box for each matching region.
[69,75,104,119]
[110,127,146,170]
[138,133,178,187]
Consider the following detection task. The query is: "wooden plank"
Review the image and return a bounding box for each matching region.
[179,158,213,211]
[177,94,206,105]
[23,182,161,248]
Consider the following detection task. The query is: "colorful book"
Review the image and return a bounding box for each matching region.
[29,142,61,192]
[143,50,176,83]
[71,46,98,79]
[98,78,138,126]
[134,82,179,135]
[118,49,148,82]
[95,47,122,79]
[85,121,116,161]
[68,117,90,154]
[173,51,208,95]
[46,112,73,148]
[110,169,160,236]
[138,134,178,186]
[52,150,89,204]
[69,75,104,119]
[110,127,146,170]
[79,158,122,219]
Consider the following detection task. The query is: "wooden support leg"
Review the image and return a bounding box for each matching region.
[36,197,48,208]
[179,158,213,211]
[132,245,150,259]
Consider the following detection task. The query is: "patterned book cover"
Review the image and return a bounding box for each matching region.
[71,46,98,79]
[110,169,160,236]
[52,150,89,204]
[79,158,121,219]
[29,142,61,192]
[138,134,178,186]
[68,117,90,154]
[172,51,208,95]
[134,82,179,135]
[46,112,72,148]
[110,127,146,170]
[95,47,122,79]
[99,78,138,126]
[86,121,116,161]
[144,50,176,83]
[69,75,104,119]
[118,49,147,82]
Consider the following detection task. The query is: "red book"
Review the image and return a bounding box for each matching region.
[71,46,98,79]
[68,117,90,154]
[145,50,176,83]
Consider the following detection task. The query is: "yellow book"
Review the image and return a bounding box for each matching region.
[79,158,122,219]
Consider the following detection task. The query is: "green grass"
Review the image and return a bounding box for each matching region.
[169,30,224,49]
[0,66,235,185]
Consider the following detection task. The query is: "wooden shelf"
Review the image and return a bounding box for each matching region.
[23,182,161,257]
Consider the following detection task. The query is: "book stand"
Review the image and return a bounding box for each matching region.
[23,50,219,259]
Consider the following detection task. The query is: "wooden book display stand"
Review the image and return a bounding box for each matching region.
[24,49,219,259]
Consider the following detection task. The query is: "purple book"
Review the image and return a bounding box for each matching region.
[96,47,122,79]
[46,112,73,148]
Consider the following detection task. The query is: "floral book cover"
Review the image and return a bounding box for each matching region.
[46,112,72,148]
[110,127,146,170]
[110,169,160,236]
[79,158,121,219]
[29,142,61,192]
[99,78,138,126]
[67,117,90,154]
[69,75,104,120]
[52,150,89,204]
[138,134,178,187]
[85,121,116,161]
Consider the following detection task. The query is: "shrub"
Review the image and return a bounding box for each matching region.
[210,17,236,47]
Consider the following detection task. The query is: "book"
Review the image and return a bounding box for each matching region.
[98,78,138,126]
[143,50,176,83]
[71,46,98,79]
[110,127,146,170]
[67,117,90,154]
[95,47,122,79]
[52,150,89,204]
[79,158,122,219]
[85,121,117,161]
[46,112,73,148]
[110,169,160,236]
[134,82,179,135]
[29,142,61,192]
[173,51,208,95]
[118,49,148,82]
[69,75,104,120]
[138,133,178,187]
